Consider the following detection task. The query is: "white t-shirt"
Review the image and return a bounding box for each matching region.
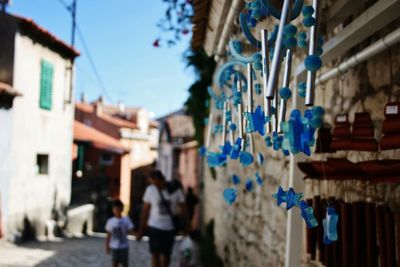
[105,216,134,249]
[143,184,185,231]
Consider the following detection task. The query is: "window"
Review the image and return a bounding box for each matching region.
[36,154,49,175]
[39,59,54,110]
[100,153,114,165]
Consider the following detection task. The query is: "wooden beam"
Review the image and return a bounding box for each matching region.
[295,0,400,76]
[325,0,364,32]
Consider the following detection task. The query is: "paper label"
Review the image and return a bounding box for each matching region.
[386,105,398,115]
[336,115,347,123]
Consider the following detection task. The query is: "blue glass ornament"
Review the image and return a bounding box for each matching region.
[207,152,227,167]
[300,200,318,228]
[255,83,262,95]
[199,146,207,157]
[302,5,314,17]
[323,206,339,244]
[223,188,238,205]
[279,87,292,100]
[283,24,297,36]
[230,137,242,160]
[273,186,303,210]
[253,61,262,70]
[255,172,264,186]
[245,178,254,192]
[298,32,306,40]
[245,105,267,136]
[232,174,241,185]
[283,37,297,49]
[213,124,224,134]
[265,136,272,147]
[220,141,233,156]
[298,40,308,49]
[229,123,237,131]
[257,153,264,165]
[305,55,322,72]
[239,151,254,167]
[303,16,316,27]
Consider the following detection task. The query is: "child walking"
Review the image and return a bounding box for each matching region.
[105,199,134,267]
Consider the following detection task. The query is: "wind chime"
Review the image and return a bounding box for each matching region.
[202,0,337,239]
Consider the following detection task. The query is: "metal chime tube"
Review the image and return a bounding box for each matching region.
[247,62,254,153]
[278,49,293,133]
[265,0,291,99]
[305,0,319,106]
[228,102,234,144]
[206,112,214,148]
[221,101,227,146]
[237,78,244,149]
[273,83,279,132]
[261,29,273,134]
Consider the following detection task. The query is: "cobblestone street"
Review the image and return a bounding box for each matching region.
[0,234,181,267]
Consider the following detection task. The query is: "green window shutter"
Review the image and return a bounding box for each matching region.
[39,60,54,110]
[77,144,85,171]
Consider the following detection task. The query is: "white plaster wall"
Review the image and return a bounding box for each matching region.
[2,32,74,238]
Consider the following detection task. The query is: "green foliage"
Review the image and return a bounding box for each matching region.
[184,48,216,145]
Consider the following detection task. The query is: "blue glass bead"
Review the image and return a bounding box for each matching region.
[298,82,306,90]
[310,117,323,129]
[317,47,323,56]
[255,173,264,186]
[304,55,322,72]
[318,36,324,46]
[223,188,237,205]
[300,200,318,228]
[198,146,207,157]
[302,5,314,17]
[245,178,254,192]
[250,0,261,10]
[232,174,241,185]
[312,106,325,118]
[229,123,237,131]
[283,37,297,49]
[239,151,254,167]
[265,136,272,147]
[303,16,316,27]
[255,83,262,95]
[252,52,262,62]
[253,62,262,71]
[213,124,223,134]
[204,118,209,125]
[279,87,292,100]
[252,9,261,20]
[298,32,307,40]
[257,153,264,165]
[233,40,243,54]
[298,40,307,49]
[283,24,297,37]
[298,89,306,98]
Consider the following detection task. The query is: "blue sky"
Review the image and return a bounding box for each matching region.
[9,0,194,117]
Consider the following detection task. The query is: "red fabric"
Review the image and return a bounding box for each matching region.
[333,126,351,137]
[330,139,352,151]
[382,119,400,134]
[379,134,400,150]
[352,126,374,137]
[354,112,372,125]
[358,160,400,176]
[350,139,379,151]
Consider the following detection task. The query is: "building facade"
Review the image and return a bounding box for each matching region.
[192,0,400,266]
[0,12,79,240]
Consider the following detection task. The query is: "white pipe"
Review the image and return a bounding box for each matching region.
[216,0,242,57]
[316,27,400,84]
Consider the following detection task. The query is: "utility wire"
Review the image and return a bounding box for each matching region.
[56,0,113,102]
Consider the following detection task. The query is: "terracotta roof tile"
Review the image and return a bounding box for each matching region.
[74,120,128,154]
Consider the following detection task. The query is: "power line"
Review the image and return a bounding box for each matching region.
[76,25,113,102]
[56,0,113,102]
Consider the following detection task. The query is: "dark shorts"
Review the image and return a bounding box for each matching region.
[148,226,175,255]
[111,248,128,264]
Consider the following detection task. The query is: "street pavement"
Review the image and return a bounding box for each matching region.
[0,234,181,267]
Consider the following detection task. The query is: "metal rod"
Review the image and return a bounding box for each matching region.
[305,0,319,106]
[206,112,214,148]
[265,0,291,99]
[261,29,271,115]
[247,63,253,112]
[237,79,244,143]
[278,49,293,133]
[228,102,234,144]
[316,27,400,85]
[273,84,279,132]
[221,101,227,146]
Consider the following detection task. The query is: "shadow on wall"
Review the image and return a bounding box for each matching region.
[21,215,36,242]
[199,220,224,267]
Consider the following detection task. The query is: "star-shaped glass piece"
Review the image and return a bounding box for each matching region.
[245,105,267,135]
